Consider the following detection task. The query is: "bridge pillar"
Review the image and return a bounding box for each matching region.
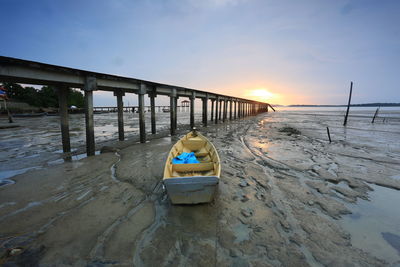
[175,97,178,129]
[202,94,208,127]
[149,89,157,134]
[190,91,196,129]
[215,96,219,124]
[114,90,125,141]
[210,99,215,122]
[229,99,233,120]
[234,100,237,119]
[223,99,227,122]
[84,76,96,156]
[57,85,71,156]
[170,89,177,135]
[138,84,146,143]
[218,99,222,121]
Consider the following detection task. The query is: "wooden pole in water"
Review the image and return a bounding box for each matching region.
[114,90,125,141]
[343,81,353,126]
[371,107,379,123]
[84,77,96,156]
[326,126,332,143]
[190,91,195,129]
[268,104,275,112]
[138,84,146,143]
[57,85,71,154]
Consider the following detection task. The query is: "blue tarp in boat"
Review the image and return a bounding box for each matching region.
[172,152,200,164]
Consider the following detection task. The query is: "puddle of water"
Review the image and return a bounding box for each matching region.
[340,184,400,264]
[232,222,251,243]
[0,151,101,187]
[0,166,43,186]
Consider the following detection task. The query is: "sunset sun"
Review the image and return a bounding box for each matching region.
[249,89,274,101]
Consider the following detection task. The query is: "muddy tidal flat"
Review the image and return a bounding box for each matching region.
[1,108,400,266]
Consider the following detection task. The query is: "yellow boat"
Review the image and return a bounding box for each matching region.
[163,130,221,204]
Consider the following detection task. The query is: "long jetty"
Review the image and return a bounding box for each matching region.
[0,56,270,157]
[93,105,189,113]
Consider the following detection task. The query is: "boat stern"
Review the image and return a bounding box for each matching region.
[163,176,219,204]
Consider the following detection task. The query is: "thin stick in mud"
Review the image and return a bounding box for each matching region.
[371,107,379,123]
[343,81,353,126]
[326,126,332,143]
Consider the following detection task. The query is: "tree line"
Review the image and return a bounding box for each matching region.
[1,83,84,108]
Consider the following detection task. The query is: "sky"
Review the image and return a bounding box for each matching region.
[0,0,399,105]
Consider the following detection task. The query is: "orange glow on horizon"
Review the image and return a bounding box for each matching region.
[245,88,282,104]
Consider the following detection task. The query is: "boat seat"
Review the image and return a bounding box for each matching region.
[181,140,206,151]
[172,162,214,173]
[194,148,209,157]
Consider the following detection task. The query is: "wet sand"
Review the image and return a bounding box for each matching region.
[1,110,400,266]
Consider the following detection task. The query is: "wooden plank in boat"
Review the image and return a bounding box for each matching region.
[172,162,214,172]
[181,139,206,150]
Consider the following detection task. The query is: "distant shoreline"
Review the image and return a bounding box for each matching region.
[274,103,400,107]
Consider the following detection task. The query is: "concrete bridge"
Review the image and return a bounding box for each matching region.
[0,56,272,157]
[93,105,189,113]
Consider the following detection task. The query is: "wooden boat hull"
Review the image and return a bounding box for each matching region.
[163,176,218,204]
[163,131,221,204]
